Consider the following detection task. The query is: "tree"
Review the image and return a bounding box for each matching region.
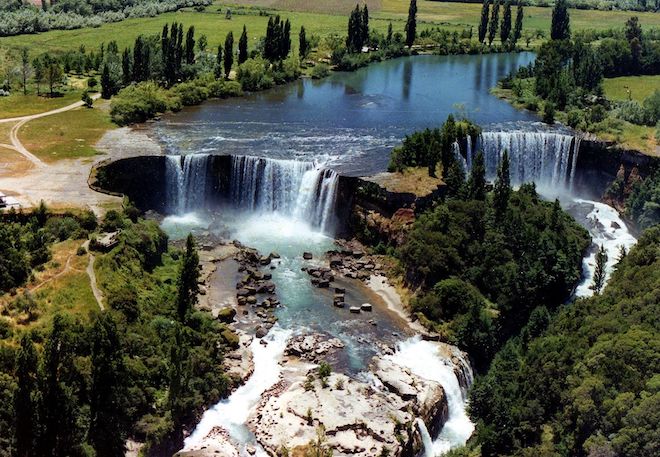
[89,313,128,457]
[122,47,132,85]
[346,5,363,52]
[361,4,370,48]
[176,234,199,322]
[625,17,643,72]
[468,151,487,200]
[488,0,500,46]
[299,26,309,59]
[101,63,113,99]
[214,44,223,79]
[20,48,31,95]
[513,3,524,46]
[478,0,490,44]
[282,19,291,58]
[185,25,195,65]
[405,0,417,48]
[551,0,570,41]
[494,149,511,217]
[387,22,393,45]
[43,54,63,97]
[224,31,234,79]
[238,25,248,65]
[500,1,512,45]
[591,244,608,294]
[132,36,144,83]
[82,91,93,108]
[198,34,208,52]
[33,57,43,95]
[14,334,39,457]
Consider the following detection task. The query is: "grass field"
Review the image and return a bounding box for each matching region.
[1,1,657,59]
[19,101,115,162]
[603,75,660,102]
[0,91,83,119]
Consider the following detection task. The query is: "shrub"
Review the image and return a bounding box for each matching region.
[616,100,653,126]
[542,101,555,124]
[45,216,81,241]
[642,89,660,125]
[567,109,585,128]
[101,210,126,232]
[172,81,209,106]
[110,82,181,125]
[311,63,330,80]
[207,80,242,98]
[237,58,274,91]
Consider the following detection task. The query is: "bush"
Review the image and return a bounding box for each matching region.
[110,82,181,125]
[616,100,653,125]
[542,101,555,124]
[100,210,126,232]
[642,89,660,125]
[207,80,242,98]
[311,63,330,80]
[172,81,209,106]
[44,216,81,241]
[237,58,274,91]
[567,109,586,128]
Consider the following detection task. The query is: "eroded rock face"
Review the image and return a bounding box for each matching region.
[248,335,447,457]
[175,427,239,457]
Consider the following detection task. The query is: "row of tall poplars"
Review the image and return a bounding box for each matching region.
[478,0,524,48]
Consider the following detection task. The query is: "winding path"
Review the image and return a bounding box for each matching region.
[83,240,105,311]
[0,94,102,168]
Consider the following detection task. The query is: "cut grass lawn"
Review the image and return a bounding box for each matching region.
[603,75,660,103]
[0,90,83,119]
[19,101,115,162]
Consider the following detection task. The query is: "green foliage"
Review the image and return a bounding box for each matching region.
[110,82,181,126]
[551,0,571,41]
[542,100,556,124]
[237,57,274,91]
[469,226,660,457]
[176,234,199,322]
[487,0,500,46]
[310,63,330,80]
[626,171,660,229]
[399,185,589,364]
[478,0,490,44]
[223,31,234,79]
[405,0,417,48]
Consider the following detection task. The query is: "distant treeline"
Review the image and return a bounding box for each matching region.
[0,0,211,37]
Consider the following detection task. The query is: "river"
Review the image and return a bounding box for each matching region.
[154,53,636,456]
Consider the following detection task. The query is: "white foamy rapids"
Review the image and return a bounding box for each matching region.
[386,337,474,456]
[230,155,339,233]
[182,326,291,454]
[573,199,637,297]
[469,130,580,189]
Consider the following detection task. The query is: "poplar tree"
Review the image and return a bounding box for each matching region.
[20,48,31,95]
[478,0,490,44]
[238,25,248,64]
[488,0,500,46]
[500,1,512,45]
[89,313,128,457]
[387,22,393,44]
[185,25,195,65]
[299,26,309,59]
[551,0,570,40]
[468,151,487,201]
[405,0,417,48]
[132,36,144,82]
[101,63,112,99]
[176,234,199,322]
[361,4,370,47]
[224,31,234,79]
[122,48,132,85]
[494,149,511,217]
[513,3,524,46]
[591,244,608,294]
[282,19,291,58]
[214,44,223,79]
[15,334,39,457]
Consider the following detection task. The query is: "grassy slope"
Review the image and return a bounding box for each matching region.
[2,1,658,57]
[18,101,115,162]
[603,75,660,102]
[0,90,83,119]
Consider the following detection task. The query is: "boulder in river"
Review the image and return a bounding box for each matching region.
[361,303,373,312]
[303,252,313,260]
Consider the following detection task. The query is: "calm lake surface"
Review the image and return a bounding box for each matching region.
[154,53,537,176]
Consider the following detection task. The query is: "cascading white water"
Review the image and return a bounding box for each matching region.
[572,199,637,297]
[466,130,581,189]
[165,154,213,213]
[183,326,291,455]
[387,337,475,456]
[230,155,339,233]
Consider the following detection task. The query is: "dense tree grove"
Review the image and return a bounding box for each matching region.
[0,211,236,455]
[263,15,292,61]
[626,170,660,228]
[346,4,370,53]
[401,177,589,369]
[468,226,659,456]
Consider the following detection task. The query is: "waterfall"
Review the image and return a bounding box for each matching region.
[464,130,581,190]
[452,141,467,173]
[230,155,339,233]
[416,419,436,457]
[387,337,475,456]
[165,154,214,213]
